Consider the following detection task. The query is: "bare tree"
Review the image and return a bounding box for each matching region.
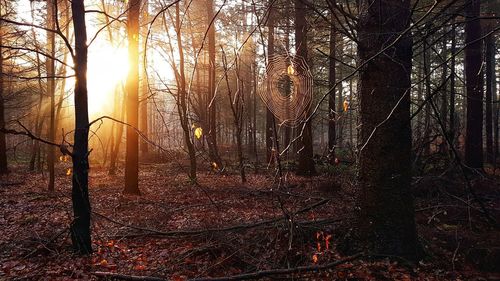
[70,0,92,254]
[464,0,483,169]
[357,0,418,259]
[124,0,141,195]
[295,0,315,176]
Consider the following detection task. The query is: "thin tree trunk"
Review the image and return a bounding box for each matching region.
[265,2,275,164]
[46,0,56,191]
[140,0,149,155]
[485,25,494,163]
[206,0,223,169]
[328,12,336,164]
[423,35,432,156]
[175,3,197,180]
[449,19,456,146]
[124,0,141,195]
[0,18,7,174]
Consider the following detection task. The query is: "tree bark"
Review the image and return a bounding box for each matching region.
[328,12,336,164]
[46,0,56,191]
[206,0,223,169]
[140,0,149,155]
[124,0,141,195]
[266,2,275,164]
[295,0,315,176]
[449,19,456,146]
[175,3,197,180]
[485,25,494,163]
[0,17,8,174]
[357,0,418,260]
[464,0,483,169]
[70,0,92,254]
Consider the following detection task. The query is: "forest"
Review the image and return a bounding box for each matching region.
[0,0,499,280]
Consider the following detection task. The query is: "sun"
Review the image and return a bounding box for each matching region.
[87,44,129,117]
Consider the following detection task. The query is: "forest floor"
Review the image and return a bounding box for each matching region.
[0,161,499,280]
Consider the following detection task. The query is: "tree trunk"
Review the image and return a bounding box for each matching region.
[423,35,432,156]
[140,0,149,155]
[206,0,223,169]
[449,19,456,146]
[328,12,336,164]
[485,25,494,163]
[46,0,56,191]
[124,0,141,195]
[175,3,197,180]
[357,0,418,260]
[0,20,7,174]
[266,3,275,164]
[70,0,92,254]
[464,0,483,169]
[295,0,315,176]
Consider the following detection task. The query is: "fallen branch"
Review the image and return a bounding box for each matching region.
[93,253,363,281]
[93,272,166,281]
[96,199,330,238]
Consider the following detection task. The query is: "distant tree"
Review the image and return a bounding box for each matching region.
[357,0,418,259]
[70,0,92,254]
[328,11,336,165]
[464,0,483,169]
[124,0,141,195]
[46,0,56,191]
[295,0,315,176]
[485,24,494,164]
[174,2,197,180]
[140,0,149,155]
[266,2,275,164]
[206,0,223,169]
[0,6,7,175]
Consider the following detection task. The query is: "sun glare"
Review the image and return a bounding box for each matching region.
[87,45,129,117]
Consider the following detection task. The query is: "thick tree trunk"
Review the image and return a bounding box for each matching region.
[464,0,483,169]
[124,0,141,195]
[295,0,315,176]
[70,0,92,254]
[328,12,336,164]
[357,0,418,260]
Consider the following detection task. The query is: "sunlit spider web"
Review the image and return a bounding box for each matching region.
[258,54,313,127]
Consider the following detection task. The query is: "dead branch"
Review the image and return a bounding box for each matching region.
[93,253,362,281]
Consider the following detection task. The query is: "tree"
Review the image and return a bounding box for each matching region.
[70,0,92,254]
[464,0,483,169]
[295,0,315,176]
[124,0,141,195]
[206,0,223,169]
[485,24,494,164]
[0,10,7,175]
[357,0,418,259]
[46,0,56,191]
[140,0,149,155]
[328,12,336,164]
[266,2,275,164]
[174,2,197,180]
